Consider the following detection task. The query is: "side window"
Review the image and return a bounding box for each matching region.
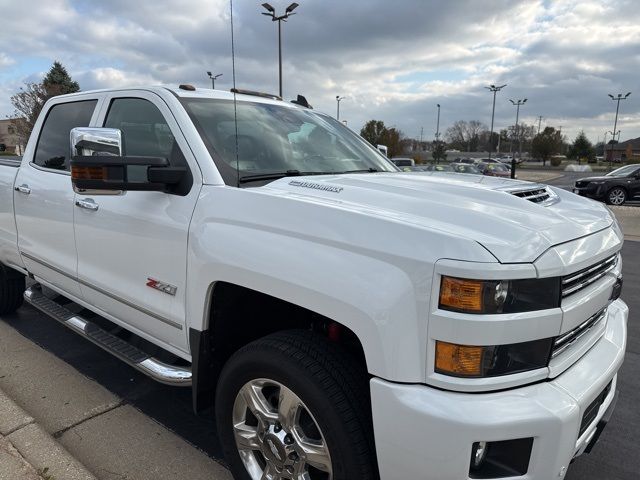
[104,98,192,194]
[34,100,97,171]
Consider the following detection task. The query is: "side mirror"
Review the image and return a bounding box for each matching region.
[70,127,185,193]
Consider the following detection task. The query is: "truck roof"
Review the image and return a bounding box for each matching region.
[51,85,299,109]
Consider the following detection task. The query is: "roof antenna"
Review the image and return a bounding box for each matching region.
[230,0,240,187]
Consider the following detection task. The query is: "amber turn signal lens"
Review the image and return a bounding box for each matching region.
[435,341,484,377]
[71,166,106,180]
[439,276,484,313]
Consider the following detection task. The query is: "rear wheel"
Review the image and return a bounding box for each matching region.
[0,265,25,315]
[215,330,378,480]
[606,187,627,205]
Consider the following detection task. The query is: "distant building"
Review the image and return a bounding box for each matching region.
[0,119,26,154]
[606,137,640,163]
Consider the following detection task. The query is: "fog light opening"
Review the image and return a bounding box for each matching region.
[471,441,489,470]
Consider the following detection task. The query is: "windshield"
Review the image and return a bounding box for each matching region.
[181,98,398,185]
[606,165,640,177]
[486,163,509,172]
[453,164,480,174]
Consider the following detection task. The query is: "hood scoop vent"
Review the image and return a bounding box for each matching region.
[506,185,558,206]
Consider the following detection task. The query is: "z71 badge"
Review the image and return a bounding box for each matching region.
[146,278,177,296]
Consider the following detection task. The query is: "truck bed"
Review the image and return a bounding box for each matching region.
[0,158,22,271]
[0,158,21,168]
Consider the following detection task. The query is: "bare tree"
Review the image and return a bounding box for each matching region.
[9,83,48,145]
[445,120,487,151]
[9,61,81,143]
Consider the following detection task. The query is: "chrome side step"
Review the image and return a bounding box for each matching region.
[24,286,192,387]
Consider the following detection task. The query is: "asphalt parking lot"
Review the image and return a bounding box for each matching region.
[0,241,637,479]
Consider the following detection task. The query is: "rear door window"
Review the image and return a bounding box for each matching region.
[33,100,97,171]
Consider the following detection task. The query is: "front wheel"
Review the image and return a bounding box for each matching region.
[606,187,627,205]
[215,330,378,480]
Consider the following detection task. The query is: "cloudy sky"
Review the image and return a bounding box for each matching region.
[0,0,638,144]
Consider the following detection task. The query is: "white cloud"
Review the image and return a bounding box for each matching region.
[0,0,637,143]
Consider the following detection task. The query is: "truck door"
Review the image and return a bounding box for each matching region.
[73,92,201,355]
[14,97,100,299]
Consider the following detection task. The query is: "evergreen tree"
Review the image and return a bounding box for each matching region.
[568,130,594,164]
[42,61,80,97]
[531,127,562,166]
[360,120,387,147]
[10,61,80,140]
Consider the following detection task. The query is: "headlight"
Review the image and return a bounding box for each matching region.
[439,276,560,314]
[435,338,553,377]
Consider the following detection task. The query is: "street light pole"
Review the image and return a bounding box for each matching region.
[336,96,345,120]
[485,84,507,160]
[509,98,527,179]
[206,71,223,89]
[537,115,543,135]
[607,92,631,167]
[435,103,441,140]
[261,3,299,98]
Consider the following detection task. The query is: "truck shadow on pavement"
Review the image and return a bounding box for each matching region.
[2,307,225,462]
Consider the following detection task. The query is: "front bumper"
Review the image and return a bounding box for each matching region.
[370,299,628,480]
[573,184,605,199]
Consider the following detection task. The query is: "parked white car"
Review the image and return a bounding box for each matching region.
[0,86,627,480]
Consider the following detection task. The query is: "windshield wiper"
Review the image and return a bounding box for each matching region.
[239,170,327,184]
[336,168,380,174]
[239,167,381,184]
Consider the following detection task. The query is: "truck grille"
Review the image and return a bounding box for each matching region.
[510,187,551,203]
[552,308,606,359]
[561,255,618,298]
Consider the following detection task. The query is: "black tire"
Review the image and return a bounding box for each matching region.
[606,187,627,206]
[215,330,378,480]
[0,265,25,315]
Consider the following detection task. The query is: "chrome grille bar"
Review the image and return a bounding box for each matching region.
[561,255,618,298]
[552,308,607,358]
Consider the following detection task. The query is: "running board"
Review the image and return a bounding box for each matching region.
[23,286,192,387]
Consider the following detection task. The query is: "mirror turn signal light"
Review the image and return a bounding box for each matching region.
[71,166,107,180]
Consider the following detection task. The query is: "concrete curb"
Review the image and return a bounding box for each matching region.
[0,387,97,480]
[0,318,232,480]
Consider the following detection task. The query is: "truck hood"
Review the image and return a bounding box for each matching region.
[261,172,615,263]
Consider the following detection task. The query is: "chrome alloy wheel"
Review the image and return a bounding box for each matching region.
[608,188,626,205]
[232,379,333,480]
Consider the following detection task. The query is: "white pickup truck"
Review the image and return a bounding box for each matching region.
[0,86,627,480]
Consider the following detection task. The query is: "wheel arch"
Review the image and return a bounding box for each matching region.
[190,281,377,414]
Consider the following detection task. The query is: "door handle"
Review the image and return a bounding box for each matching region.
[75,198,99,211]
[14,184,31,195]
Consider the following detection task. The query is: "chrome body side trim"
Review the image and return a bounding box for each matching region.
[20,251,183,330]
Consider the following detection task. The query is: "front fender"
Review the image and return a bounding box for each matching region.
[186,185,495,382]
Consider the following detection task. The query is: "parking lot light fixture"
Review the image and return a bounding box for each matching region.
[486,84,507,160]
[509,98,527,179]
[206,72,223,89]
[261,2,299,98]
[336,96,345,120]
[607,92,631,167]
